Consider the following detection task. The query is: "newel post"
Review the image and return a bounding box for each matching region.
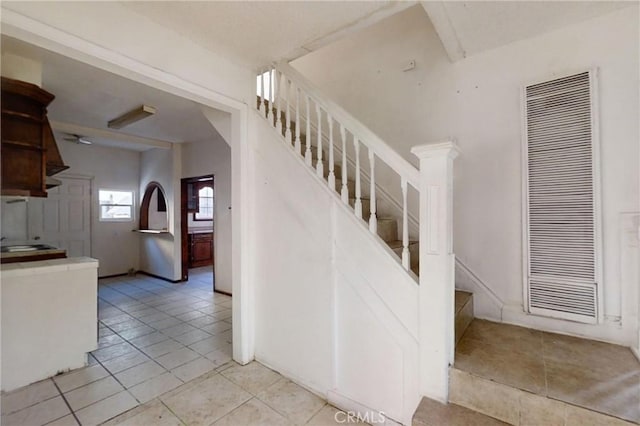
[411,140,460,403]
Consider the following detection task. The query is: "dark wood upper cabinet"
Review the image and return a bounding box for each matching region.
[1,77,68,197]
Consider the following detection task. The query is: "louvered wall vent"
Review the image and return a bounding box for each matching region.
[524,71,600,324]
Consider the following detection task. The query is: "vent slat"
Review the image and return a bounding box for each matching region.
[525,71,597,323]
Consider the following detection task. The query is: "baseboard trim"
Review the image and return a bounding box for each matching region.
[138,270,183,284]
[502,303,634,347]
[98,272,128,279]
[214,289,232,296]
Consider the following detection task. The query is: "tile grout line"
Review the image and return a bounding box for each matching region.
[51,379,83,426]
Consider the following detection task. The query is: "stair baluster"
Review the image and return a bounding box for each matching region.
[304,95,312,166]
[275,70,282,134]
[401,177,410,270]
[368,148,377,233]
[294,87,301,155]
[327,114,336,191]
[259,69,266,116]
[285,78,292,143]
[340,125,349,204]
[316,104,324,178]
[353,137,363,219]
[267,68,274,123]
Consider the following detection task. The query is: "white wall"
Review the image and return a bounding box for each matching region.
[139,146,182,281]
[58,142,141,277]
[148,187,169,230]
[292,6,639,343]
[182,132,233,294]
[251,112,420,424]
[2,2,252,105]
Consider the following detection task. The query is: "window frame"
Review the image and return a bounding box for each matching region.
[98,189,135,222]
[192,181,214,222]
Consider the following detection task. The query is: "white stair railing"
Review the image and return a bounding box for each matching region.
[256,63,420,272]
[255,63,461,403]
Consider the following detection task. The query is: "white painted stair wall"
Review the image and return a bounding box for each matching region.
[250,109,421,424]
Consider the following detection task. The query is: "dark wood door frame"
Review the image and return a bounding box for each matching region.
[180,174,215,285]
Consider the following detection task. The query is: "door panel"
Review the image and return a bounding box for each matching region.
[28,177,91,257]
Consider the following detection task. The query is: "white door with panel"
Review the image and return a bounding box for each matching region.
[28,176,92,257]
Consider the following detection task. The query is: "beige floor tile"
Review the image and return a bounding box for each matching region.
[118,325,156,340]
[188,315,219,328]
[306,405,354,425]
[162,374,251,425]
[143,339,185,359]
[200,321,232,336]
[109,319,146,333]
[128,331,170,348]
[461,319,544,356]
[455,337,547,394]
[162,323,199,338]
[189,336,229,355]
[221,361,282,395]
[448,369,520,425]
[213,397,292,426]
[147,317,183,330]
[1,395,70,426]
[105,400,182,426]
[128,373,184,403]
[173,329,212,346]
[53,365,110,393]
[171,357,216,382]
[1,379,59,415]
[74,391,138,426]
[546,360,640,423]
[137,312,171,324]
[256,379,326,424]
[205,347,233,367]
[413,398,507,426]
[115,360,166,388]
[44,414,80,426]
[92,342,138,362]
[155,347,200,370]
[64,376,124,411]
[102,351,150,374]
[98,333,126,349]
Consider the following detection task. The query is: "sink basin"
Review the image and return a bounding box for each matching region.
[1,244,56,253]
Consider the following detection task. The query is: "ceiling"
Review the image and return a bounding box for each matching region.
[422,1,633,61]
[119,1,409,68]
[2,36,224,151]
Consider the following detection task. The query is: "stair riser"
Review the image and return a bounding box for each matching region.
[377,219,398,243]
[454,297,473,346]
[449,369,634,426]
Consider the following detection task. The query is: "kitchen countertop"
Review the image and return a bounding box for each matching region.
[0,257,99,277]
[0,247,66,259]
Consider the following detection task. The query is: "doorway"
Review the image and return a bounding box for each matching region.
[181,175,215,291]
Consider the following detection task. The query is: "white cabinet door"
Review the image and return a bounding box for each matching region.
[28,177,91,257]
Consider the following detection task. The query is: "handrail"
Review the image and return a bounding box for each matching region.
[276,62,420,189]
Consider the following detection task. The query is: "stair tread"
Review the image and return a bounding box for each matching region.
[413,397,507,426]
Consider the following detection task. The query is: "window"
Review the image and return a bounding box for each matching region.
[194,185,213,221]
[99,190,134,221]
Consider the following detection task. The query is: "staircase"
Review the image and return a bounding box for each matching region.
[254,65,639,426]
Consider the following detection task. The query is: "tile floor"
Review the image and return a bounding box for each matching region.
[1,268,351,425]
[455,319,640,423]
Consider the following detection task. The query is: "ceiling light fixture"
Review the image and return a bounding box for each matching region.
[108,105,156,129]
